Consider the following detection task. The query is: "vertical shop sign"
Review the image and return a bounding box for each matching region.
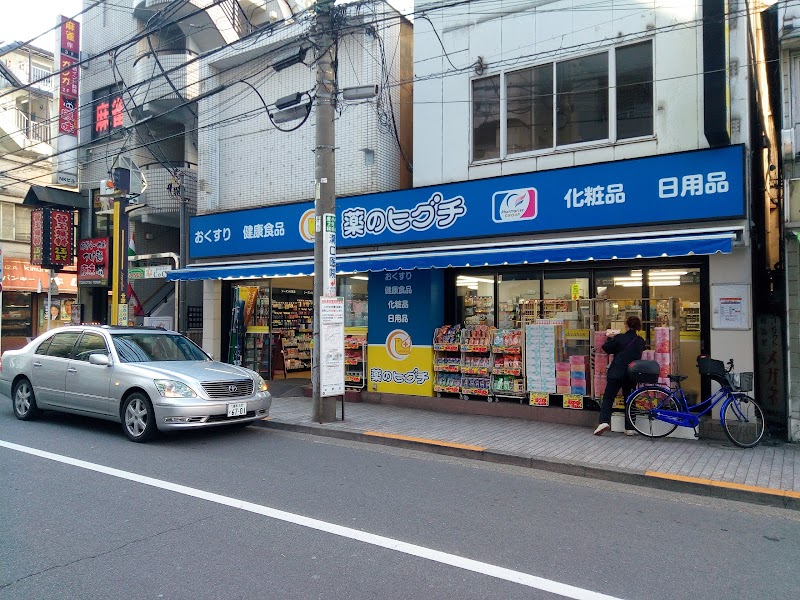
[50,209,74,267]
[77,237,109,286]
[320,297,345,396]
[30,209,44,265]
[755,314,785,423]
[53,15,80,186]
[323,213,336,297]
[30,208,73,270]
[367,269,443,396]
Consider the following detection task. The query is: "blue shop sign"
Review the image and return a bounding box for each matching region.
[190,145,744,259]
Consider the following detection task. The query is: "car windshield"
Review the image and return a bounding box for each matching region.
[111,333,210,363]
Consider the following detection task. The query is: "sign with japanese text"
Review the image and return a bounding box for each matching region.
[56,16,79,137]
[50,209,73,267]
[30,209,44,265]
[77,237,109,286]
[323,213,336,297]
[320,297,345,397]
[189,145,746,259]
[367,270,443,397]
[1,258,77,293]
[53,15,80,186]
[92,85,125,139]
[128,265,172,280]
[31,208,73,270]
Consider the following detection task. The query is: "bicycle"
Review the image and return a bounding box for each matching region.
[624,357,766,448]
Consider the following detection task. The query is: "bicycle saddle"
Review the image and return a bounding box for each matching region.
[668,374,688,382]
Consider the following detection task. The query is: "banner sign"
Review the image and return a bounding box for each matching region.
[320,297,345,397]
[367,269,443,397]
[128,265,172,280]
[77,237,109,286]
[53,15,80,186]
[30,208,74,270]
[189,145,745,259]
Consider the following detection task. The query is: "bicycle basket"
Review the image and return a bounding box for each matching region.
[697,357,726,378]
[627,360,660,384]
[697,356,729,387]
[730,371,754,392]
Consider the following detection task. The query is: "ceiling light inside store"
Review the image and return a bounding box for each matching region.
[456,276,494,284]
[350,275,369,280]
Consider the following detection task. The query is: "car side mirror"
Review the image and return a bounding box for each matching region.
[89,354,111,366]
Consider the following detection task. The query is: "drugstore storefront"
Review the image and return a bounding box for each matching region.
[170,146,754,421]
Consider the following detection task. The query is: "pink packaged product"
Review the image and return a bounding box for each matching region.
[569,355,588,365]
[556,385,572,395]
[594,332,609,349]
[556,362,571,371]
[556,376,571,387]
[642,349,656,361]
[654,327,671,353]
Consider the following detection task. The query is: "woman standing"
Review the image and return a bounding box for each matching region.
[594,315,646,436]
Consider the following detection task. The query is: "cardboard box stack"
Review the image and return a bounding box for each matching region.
[525,323,560,393]
[569,355,589,396]
[654,326,674,387]
[592,331,611,398]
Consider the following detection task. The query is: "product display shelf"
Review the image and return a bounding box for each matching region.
[271,294,313,372]
[344,334,367,390]
[433,325,462,396]
[243,331,271,378]
[490,329,525,402]
[459,325,494,400]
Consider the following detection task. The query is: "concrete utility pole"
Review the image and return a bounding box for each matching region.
[312,1,338,423]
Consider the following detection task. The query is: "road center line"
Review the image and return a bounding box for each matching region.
[1,440,623,600]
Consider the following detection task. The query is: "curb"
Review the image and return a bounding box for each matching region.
[257,419,800,511]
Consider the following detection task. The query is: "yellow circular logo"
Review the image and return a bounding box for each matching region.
[386,329,412,361]
[299,209,315,243]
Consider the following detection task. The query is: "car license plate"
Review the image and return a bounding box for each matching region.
[227,402,247,417]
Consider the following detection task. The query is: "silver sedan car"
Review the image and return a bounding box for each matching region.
[0,325,272,442]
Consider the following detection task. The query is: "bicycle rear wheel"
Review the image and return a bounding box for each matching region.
[626,387,679,438]
[722,394,765,448]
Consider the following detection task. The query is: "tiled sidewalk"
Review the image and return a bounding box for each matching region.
[261,395,800,509]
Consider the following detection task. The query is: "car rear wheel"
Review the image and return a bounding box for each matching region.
[12,378,40,421]
[122,393,157,442]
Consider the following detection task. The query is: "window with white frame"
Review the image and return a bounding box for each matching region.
[0,201,31,242]
[473,41,653,161]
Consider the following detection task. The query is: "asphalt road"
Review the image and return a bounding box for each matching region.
[1,399,798,600]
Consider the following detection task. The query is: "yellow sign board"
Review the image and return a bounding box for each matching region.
[563,394,584,410]
[564,329,590,340]
[529,392,549,406]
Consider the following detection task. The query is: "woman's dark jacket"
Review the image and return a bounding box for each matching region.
[602,329,646,380]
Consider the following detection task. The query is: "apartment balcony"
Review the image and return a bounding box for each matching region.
[133,0,252,51]
[130,51,200,119]
[0,103,52,155]
[133,162,198,228]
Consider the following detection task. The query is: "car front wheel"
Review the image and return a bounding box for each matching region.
[121,393,157,442]
[13,378,40,421]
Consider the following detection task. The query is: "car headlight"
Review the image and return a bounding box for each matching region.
[256,374,269,393]
[154,379,197,398]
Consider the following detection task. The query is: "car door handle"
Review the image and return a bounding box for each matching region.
[33,361,42,368]
[67,367,77,373]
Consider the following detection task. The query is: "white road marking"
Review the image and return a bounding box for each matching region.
[1,440,623,600]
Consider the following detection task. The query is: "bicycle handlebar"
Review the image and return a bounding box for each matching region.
[726,359,734,373]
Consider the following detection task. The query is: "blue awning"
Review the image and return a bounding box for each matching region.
[167,232,735,281]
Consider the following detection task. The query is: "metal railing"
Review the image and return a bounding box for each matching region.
[15,109,50,144]
[221,0,254,37]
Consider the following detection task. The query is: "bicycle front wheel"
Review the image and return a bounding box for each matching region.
[626,387,679,438]
[722,394,765,448]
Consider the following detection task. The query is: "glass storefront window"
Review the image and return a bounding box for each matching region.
[456,272,495,326]
[497,272,540,328]
[2,291,33,339]
[339,274,368,327]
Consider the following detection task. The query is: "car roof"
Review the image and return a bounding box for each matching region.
[65,325,177,334]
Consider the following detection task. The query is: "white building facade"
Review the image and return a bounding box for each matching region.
[409,0,784,436]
